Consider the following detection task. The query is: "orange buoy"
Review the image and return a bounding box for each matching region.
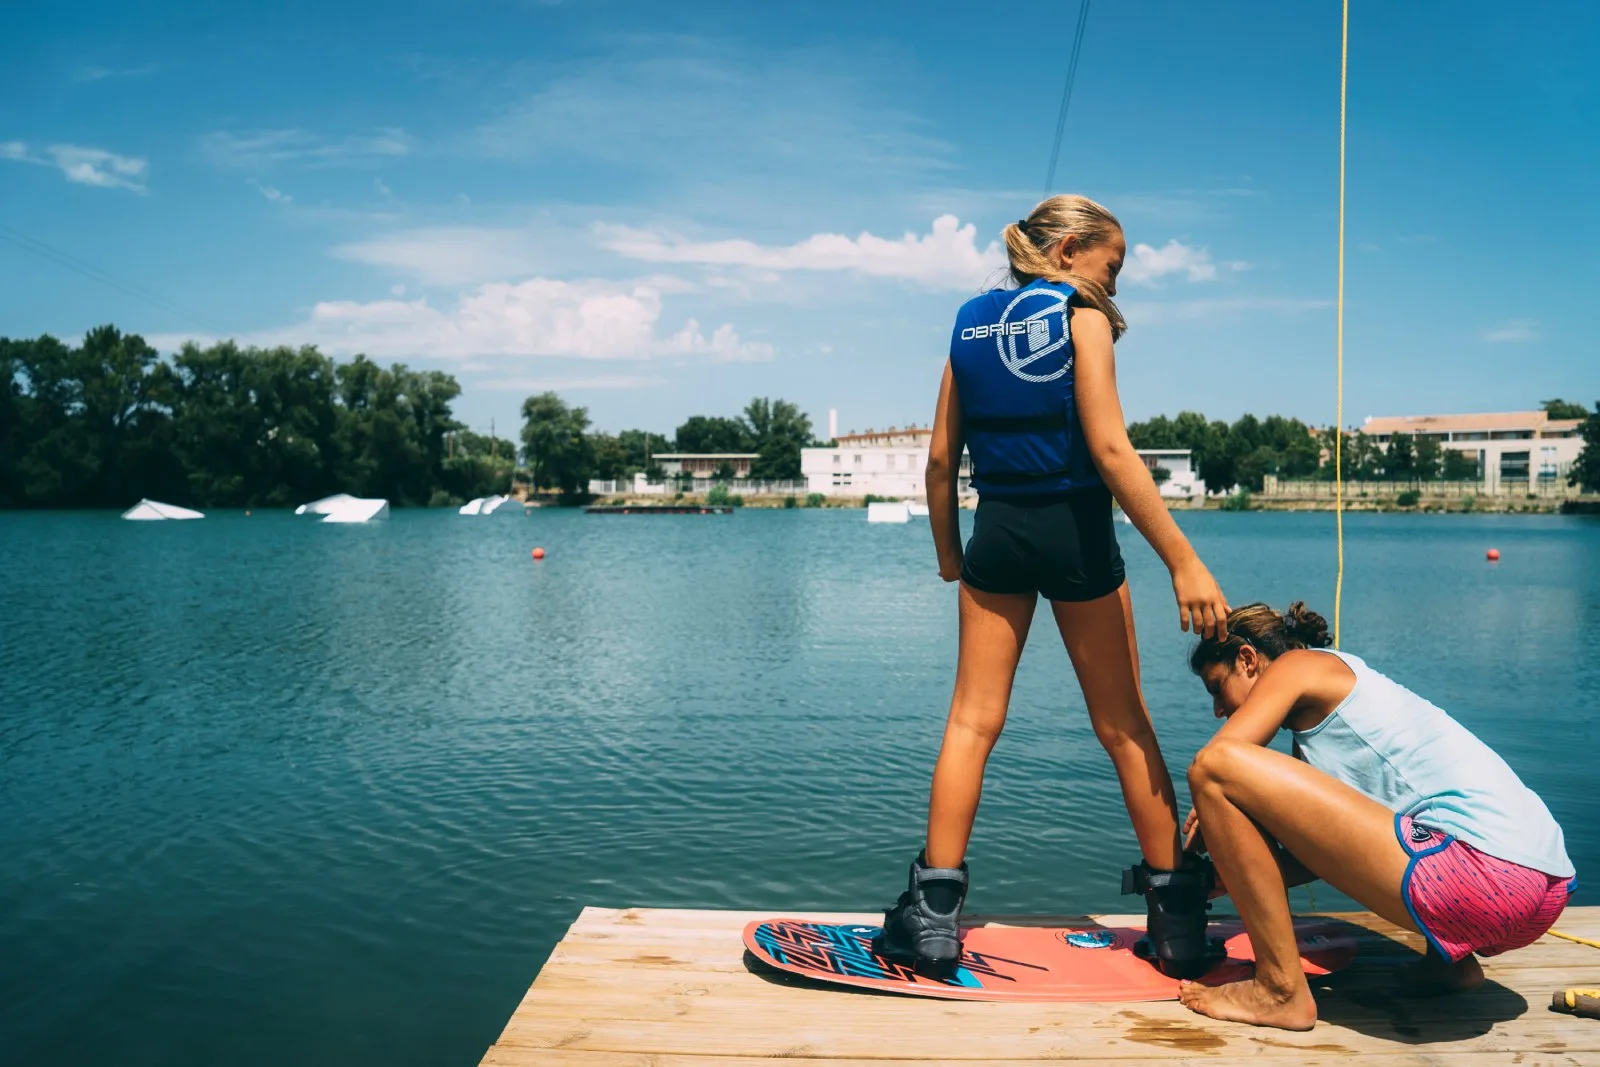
[1486,548,1500,561]
[531,547,546,560]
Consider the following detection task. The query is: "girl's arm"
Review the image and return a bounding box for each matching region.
[1072,307,1230,637]
[927,359,964,582]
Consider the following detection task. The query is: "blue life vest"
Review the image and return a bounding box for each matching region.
[948,279,1102,497]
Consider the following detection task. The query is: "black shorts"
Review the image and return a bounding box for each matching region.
[959,486,1126,603]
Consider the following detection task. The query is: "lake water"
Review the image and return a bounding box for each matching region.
[2,508,1595,1065]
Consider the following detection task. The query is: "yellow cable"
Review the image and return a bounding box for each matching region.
[1549,929,1600,951]
[1334,0,1348,649]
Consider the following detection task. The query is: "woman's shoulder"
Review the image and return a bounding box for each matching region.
[1067,302,1111,336]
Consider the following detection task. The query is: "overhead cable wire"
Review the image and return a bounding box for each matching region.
[0,224,229,337]
[1043,0,1092,196]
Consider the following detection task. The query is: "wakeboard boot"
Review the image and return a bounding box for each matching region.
[873,852,969,977]
[1121,854,1221,979]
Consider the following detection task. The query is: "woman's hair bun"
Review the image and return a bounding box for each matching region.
[1284,601,1332,649]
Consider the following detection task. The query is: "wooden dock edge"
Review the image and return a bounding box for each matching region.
[480,905,1600,1065]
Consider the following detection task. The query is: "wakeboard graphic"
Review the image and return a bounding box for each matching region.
[742,918,1356,1002]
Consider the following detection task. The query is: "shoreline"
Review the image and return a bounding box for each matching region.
[581,492,1598,515]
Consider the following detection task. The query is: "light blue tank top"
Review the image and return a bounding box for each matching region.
[1293,649,1574,878]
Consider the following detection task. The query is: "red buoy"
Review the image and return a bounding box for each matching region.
[532,547,546,560]
[1486,548,1500,561]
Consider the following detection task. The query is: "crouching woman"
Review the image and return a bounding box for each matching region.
[1180,602,1576,1030]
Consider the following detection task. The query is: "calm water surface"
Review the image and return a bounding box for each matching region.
[1,509,1596,1065]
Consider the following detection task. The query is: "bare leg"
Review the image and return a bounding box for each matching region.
[924,583,1037,868]
[1050,584,1181,870]
[1179,739,1418,1029]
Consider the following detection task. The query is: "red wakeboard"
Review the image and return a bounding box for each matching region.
[743,918,1356,1002]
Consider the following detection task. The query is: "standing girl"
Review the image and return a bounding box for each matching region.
[876,195,1231,978]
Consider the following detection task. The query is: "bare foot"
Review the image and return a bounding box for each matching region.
[1178,976,1318,1031]
[1405,948,1483,993]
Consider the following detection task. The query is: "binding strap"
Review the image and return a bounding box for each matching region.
[1121,857,1216,896]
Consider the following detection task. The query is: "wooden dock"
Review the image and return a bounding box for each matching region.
[479,906,1600,1065]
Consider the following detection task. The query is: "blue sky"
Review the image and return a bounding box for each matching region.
[4,0,1596,440]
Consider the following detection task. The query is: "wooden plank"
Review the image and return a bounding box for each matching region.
[485,1052,1595,1067]
[480,906,1600,1066]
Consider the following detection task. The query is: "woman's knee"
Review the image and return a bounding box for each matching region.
[1188,737,1250,793]
[947,702,1007,747]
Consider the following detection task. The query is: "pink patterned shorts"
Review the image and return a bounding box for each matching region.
[1398,814,1574,963]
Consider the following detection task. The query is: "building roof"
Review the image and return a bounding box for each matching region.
[836,426,933,446]
[1360,410,1551,435]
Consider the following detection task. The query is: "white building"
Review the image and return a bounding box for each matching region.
[801,420,1205,500]
[1360,410,1584,493]
[653,453,759,478]
[802,426,952,498]
[1139,449,1207,502]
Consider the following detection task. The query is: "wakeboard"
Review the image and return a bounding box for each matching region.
[743,918,1356,1002]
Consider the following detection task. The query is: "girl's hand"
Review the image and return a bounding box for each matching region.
[1171,559,1229,638]
[1183,806,1203,852]
[938,552,963,583]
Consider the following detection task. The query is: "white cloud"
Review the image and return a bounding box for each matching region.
[374,177,393,197]
[332,227,544,286]
[478,373,671,392]
[603,217,1223,293]
[1483,319,1539,343]
[1121,239,1217,285]
[255,183,292,204]
[168,276,771,365]
[601,214,1002,291]
[0,141,147,191]
[196,128,412,169]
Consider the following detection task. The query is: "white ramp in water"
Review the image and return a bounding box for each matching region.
[121,499,204,521]
[295,493,390,523]
[906,501,930,518]
[459,494,513,515]
[866,501,910,524]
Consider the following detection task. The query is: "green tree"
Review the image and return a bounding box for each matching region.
[1442,447,1480,482]
[1350,432,1381,480]
[674,415,754,454]
[741,397,813,479]
[1127,410,1232,491]
[1383,433,1417,482]
[1570,403,1600,492]
[1233,444,1279,493]
[520,391,595,494]
[1542,398,1589,420]
[442,429,516,500]
[1413,435,1442,482]
[1,326,477,510]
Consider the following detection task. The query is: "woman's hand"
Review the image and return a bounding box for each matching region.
[938,551,963,583]
[1183,806,1204,852]
[1171,558,1229,638]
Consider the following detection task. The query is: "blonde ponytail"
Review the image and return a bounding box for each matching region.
[1004,195,1127,339]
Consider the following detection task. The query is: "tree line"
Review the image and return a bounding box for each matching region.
[0,326,823,508]
[1128,400,1599,492]
[518,392,818,494]
[1,326,521,509]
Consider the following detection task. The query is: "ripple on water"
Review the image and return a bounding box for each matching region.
[0,509,1595,1066]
